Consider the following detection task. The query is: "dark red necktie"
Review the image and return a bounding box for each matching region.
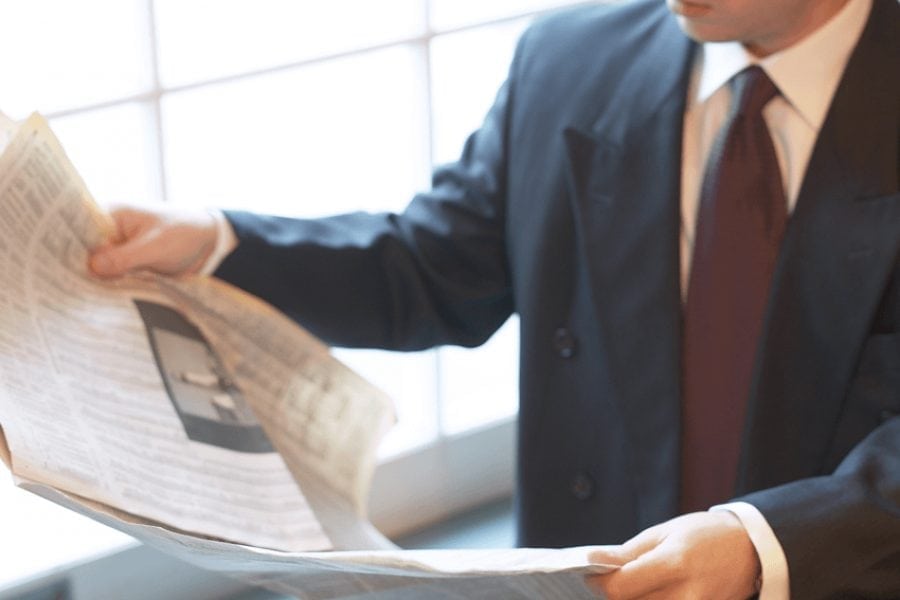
[681,66,787,513]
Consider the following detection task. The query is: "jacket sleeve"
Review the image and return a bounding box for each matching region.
[740,415,900,599]
[213,75,519,351]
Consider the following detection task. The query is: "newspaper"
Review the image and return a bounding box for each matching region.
[0,113,614,598]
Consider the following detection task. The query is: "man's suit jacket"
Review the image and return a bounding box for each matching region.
[216,0,900,596]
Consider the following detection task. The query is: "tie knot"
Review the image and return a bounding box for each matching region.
[730,66,779,117]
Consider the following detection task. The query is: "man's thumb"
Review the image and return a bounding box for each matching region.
[90,244,137,277]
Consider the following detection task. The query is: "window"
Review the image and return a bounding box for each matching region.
[1,0,596,588]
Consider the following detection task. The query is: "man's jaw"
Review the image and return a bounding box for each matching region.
[667,0,714,19]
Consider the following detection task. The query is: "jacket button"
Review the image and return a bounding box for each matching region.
[554,328,577,359]
[570,473,594,501]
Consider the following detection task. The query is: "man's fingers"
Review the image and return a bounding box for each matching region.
[586,546,630,567]
[89,206,160,276]
[88,204,218,278]
[588,523,664,566]
[591,542,680,599]
[89,247,119,276]
[103,205,158,240]
[585,527,670,599]
[90,232,161,277]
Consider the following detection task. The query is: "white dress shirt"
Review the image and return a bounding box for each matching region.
[685,0,873,597]
[199,209,237,276]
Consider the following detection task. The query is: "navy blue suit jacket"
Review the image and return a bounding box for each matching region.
[217,0,900,596]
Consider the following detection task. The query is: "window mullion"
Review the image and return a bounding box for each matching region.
[146,0,168,204]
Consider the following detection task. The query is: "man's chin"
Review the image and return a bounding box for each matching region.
[669,16,743,45]
[666,0,735,43]
[674,20,733,43]
[667,0,713,19]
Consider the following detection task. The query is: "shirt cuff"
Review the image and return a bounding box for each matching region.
[711,501,790,600]
[197,209,238,276]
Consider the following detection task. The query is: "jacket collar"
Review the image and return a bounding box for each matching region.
[563,8,696,525]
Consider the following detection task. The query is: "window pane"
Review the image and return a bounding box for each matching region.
[0,0,153,117]
[429,20,528,165]
[429,0,586,31]
[161,46,429,216]
[333,349,439,459]
[440,317,519,435]
[50,103,162,207]
[154,0,427,87]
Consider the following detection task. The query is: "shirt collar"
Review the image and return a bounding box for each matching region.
[696,0,872,130]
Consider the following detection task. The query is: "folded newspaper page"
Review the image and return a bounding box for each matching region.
[0,113,615,598]
[7,480,611,600]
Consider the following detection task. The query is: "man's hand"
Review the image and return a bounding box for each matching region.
[585,511,761,600]
[89,205,219,278]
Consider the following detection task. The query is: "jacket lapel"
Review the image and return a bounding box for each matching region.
[563,20,695,524]
[738,0,900,492]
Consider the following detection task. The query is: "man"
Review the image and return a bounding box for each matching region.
[90,0,899,597]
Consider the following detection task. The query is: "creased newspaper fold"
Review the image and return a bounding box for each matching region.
[0,114,614,599]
